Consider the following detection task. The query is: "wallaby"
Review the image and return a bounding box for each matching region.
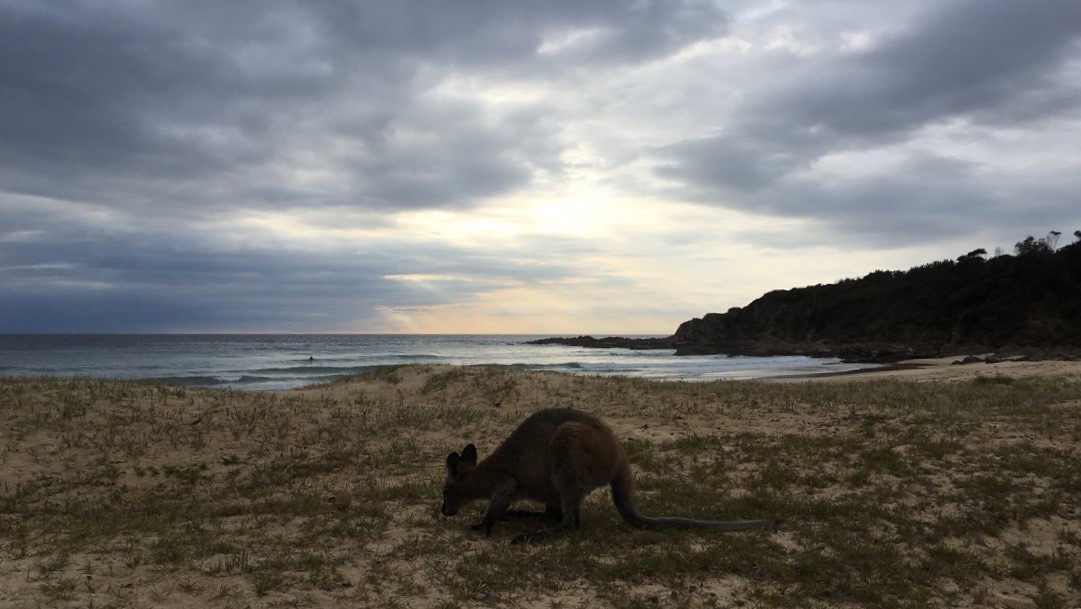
[441,407,772,543]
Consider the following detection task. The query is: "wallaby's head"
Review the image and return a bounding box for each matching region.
[441,443,478,516]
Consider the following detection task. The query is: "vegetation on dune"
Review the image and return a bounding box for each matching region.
[1,365,1080,608]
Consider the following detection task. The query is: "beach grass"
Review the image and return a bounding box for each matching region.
[1,365,1080,608]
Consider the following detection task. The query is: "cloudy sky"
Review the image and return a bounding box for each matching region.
[2,0,1080,334]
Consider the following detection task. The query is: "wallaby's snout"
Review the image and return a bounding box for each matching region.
[440,499,458,517]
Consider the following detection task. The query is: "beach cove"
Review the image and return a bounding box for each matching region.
[2,361,1080,608]
[0,334,879,389]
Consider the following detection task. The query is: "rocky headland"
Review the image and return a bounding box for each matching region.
[530,233,1081,364]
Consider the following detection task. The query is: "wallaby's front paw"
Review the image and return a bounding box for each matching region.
[469,522,485,531]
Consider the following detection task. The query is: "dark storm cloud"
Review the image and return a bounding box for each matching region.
[0,211,398,332]
[0,207,578,333]
[310,0,725,68]
[0,0,724,211]
[769,0,1081,138]
[657,0,1081,244]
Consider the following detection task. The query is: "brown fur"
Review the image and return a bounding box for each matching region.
[441,407,772,543]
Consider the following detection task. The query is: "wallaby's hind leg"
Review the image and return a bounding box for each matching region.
[500,505,562,522]
[510,488,584,544]
[510,509,579,544]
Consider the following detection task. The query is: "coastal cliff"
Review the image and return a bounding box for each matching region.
[532,233,1081,362]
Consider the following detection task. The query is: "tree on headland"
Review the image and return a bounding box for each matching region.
[1015,235,1053,256]
[957,248,987,263]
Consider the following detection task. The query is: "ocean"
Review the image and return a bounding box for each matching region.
[0,334,877,390]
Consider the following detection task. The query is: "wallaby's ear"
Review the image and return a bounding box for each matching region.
[446,452,461,476]
[461,443,478,466]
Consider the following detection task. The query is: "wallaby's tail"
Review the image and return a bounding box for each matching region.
[610,465,773,531]
[610,465,649,528]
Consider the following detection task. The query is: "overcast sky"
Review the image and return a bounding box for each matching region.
[2,0,1080,334]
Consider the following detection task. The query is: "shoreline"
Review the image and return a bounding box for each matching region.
[6,355,1081,388]
[771,354,1081,383]
[528,335,1081,364]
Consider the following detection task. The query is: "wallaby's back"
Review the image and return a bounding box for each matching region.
[482,408,623,506]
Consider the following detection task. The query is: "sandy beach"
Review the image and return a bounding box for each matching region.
[2,361,1080,608]
[789,354,1081,384]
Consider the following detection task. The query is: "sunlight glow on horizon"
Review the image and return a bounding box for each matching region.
[216,195,964,335]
